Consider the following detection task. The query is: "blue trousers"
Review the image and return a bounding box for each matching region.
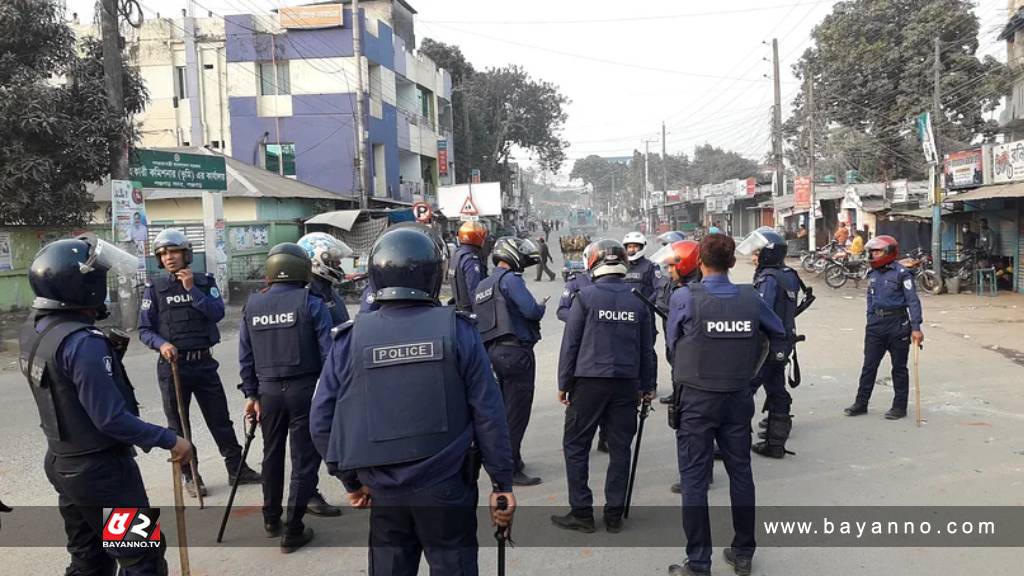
[855,317,911,410]
[368,475,479,576]
[675,386,756,572]
[752,362,791,414]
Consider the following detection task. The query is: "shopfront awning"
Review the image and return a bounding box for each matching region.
[945,182,1024,203]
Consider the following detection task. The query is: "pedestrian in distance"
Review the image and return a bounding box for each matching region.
[473,237,548,486]
[834,221,850,246]
[845,235,924,420]
[453,221,489,311]
[535,236,557,281]
[552,239,656,534]
[20,235,193,575]
[139,228,259,498]
[239,243,335,552]
[666,234,787,576]
[310,225,516,575]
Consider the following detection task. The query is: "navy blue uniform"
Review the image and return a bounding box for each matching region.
[454,245,487,311]
[240,283,333,534]
[359,280,380,313]
[310,302,514,576]
[855,263,923,411]
[667,275,785,573]
[21,312,176,575]
[139,272,243,478]
[752,267,801,415]
[624,256,658,302]
[556,272,592,322]
[474,267,546,473]
[558,276,656,521]
[309,275,350,326]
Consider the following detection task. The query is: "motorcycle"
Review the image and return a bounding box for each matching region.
[339,272,369,303]
[940,248,981,293]
[801,241,845,274]
[899,248,941,295]
[823,249,870,289]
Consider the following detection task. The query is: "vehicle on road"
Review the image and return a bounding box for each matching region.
[823,249,870,289]
[559,234,591,282]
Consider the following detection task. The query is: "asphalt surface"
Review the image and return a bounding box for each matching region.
[2,229,1023,575]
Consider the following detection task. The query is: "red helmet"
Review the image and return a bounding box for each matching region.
[651,240,700,278]
[457,221,487,247]
[866,235,899,269]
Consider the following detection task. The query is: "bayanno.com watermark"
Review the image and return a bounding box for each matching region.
[101,508,162,550]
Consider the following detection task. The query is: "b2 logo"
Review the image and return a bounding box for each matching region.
[102,508,162,549]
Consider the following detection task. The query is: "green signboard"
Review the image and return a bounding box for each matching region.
[129,149,227,190]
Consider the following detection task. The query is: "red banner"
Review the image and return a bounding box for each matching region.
[437,140,449,176]
[746,177,757,197]
[794,176,812,211]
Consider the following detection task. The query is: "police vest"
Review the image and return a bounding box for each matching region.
[573,281,648,381]
[672,283,763,393]
[243,287,322,380]
[154,274,219,350]
[473,267,517,344]
[454,246,482,312]
[332,306,469,470]
[756,267,798,346]
[309,278,348,326]
[624,258,652,284]
[19,314,140,457]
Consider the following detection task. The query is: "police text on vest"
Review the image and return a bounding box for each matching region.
[252,312,295,326]
[165,294,193,305]
[706,320,752,333]
[598,310,636,322]
[372,342,435,365]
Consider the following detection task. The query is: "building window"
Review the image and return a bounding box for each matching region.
[174,66,188,99]
[259,62,290,96]
[264,143,296,177]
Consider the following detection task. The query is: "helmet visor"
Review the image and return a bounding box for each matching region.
[736,230,771,256]
[649,244,678,268]
[79,236,140,277]
[519,239,540,257]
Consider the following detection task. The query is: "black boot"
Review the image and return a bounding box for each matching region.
[550,512,596,533]
[752,413,792,459]
[844,402,868,416]
[307,490,342,517]
[280,527,314,553]
[757,416,768,430]
[885,407,907,420]
[229,463,261,485]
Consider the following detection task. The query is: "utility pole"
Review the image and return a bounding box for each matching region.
[931,37,943,278]
[806,70,817,251]
[353,0,369,208]
[661,121,669,195]
[643,138,657,232]
[772,38,784,198]
[101,0,128,179]
[462,79,473,200]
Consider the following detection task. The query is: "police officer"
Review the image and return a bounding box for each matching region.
[845,235,924,420]
[139,229,258,497]
[551,240,656,534]
[453,221,489,311]
[653,231,688,318]
[358,223,450,314]
[473,236,548,486]
[298,232,353,326]
[738,228,804,458]
[239,243,334,552]
[650,239,702,411]
[555,242,595,322]
[666,235,786,576]
[310,225,516,574]
[20,236,193,574]
[623,232,658,301]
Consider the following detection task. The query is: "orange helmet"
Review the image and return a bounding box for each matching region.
[652,240,700,278]
[457,221,488,247]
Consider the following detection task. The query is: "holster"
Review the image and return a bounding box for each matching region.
[667,383,682,430]
[462,444,482,485]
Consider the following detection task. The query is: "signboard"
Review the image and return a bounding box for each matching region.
[991,140,1024,184]
[438,183,501,218]
[470,169,481,184]
[746,177,757,197]
[279,3,344,29]
[111,180,148,270]
[412,201,434,223]
[129,150,227,191]
[733,179,747,198]
[0,231,12,271]
[891,179,910,203]
[944,149,983,189]
[229,224,269,251]
[794,176,812,211]
[916,112,937,164]
[437,140,449,176]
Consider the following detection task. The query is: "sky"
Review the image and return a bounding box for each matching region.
[66,0,1009,173]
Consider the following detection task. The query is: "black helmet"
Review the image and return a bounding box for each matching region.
[586,239,629,278]
[265,242,311,283]
[29,238,109,312]
[491,237,540,272]
[369,225,446,302]
[153,228,193,268]
[737,227,787,268]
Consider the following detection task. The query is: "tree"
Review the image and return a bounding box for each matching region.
[418,39,476,183]
[688,144,759,186]
[786,0,1009,178]
[570,155,628,192]
[0,0,147,227]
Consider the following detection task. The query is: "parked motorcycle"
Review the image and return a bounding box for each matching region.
[340,272,369,303]
[899,248,941,295]
[940,248,981,293]
[800,241,843,274]
[823,249,870,289]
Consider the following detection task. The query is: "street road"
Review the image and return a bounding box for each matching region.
[2,231,1023,575]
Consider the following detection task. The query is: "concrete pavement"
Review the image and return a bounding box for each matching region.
[2,239,1023,575]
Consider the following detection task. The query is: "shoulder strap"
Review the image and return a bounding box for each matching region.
[24,318,90,387]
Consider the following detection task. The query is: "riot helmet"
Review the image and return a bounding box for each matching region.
[866,235,899,269]
[586,239,628,278]
[266,242,312,284]
[737,227,788,267]
[297,232,353,284]
[369,225,446,302]
[657,231,686,246]
[153,228,193,269]
[29,235,139,314]
[491,237,540,272]
[651,239,700,282]
[457,221,488,248]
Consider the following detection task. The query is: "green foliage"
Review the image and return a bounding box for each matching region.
[0,0,148,227]
[787,0,1009,179]
[687,144,759,186]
